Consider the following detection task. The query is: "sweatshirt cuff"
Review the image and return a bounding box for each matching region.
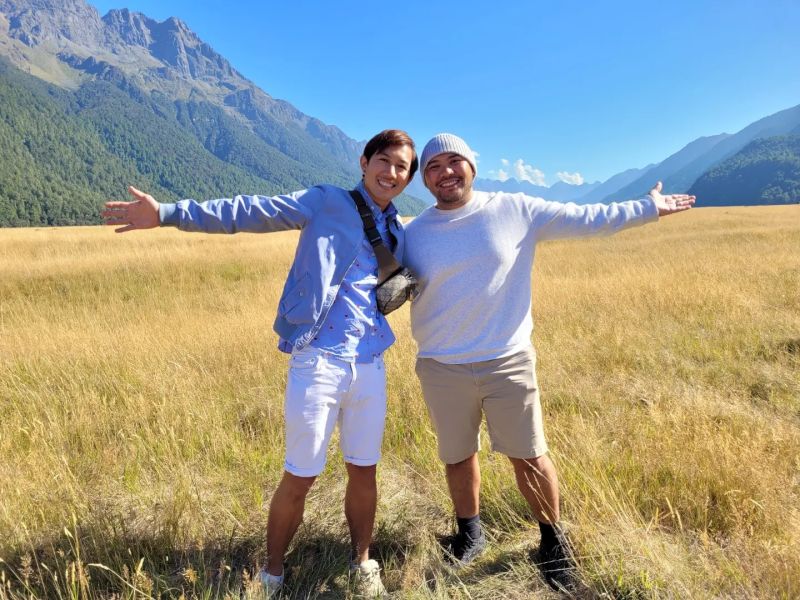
[159,203,179,226]
[642,196,659,222]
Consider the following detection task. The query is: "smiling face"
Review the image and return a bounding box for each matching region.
[423,152,475,210]
[360,144,414,210]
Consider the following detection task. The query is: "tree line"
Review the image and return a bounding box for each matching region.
[0,59,424,227]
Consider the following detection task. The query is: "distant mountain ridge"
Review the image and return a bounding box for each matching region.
[473,177,601,202]
[603,133,731,202]
[688,135,800,205]
[0,0,426,225]
[473,177,549,198]
[576,164,656,203]
[604,105,800,203]
[476,104,800,206]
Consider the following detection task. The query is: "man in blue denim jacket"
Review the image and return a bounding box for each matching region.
[103,129,418,597]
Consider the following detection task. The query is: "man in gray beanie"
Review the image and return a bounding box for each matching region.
[404,133,694,590]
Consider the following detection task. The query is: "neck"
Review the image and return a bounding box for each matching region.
[362,183,391,211]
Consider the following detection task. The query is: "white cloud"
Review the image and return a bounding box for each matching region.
[513,159,546,186]
[501,158,509,167]
[497,169,509,182]
[556,171,584,185]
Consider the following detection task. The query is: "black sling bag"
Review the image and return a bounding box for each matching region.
[349,190,417,315]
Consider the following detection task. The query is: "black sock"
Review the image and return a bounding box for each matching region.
[456,514,481,541]
[538,520,559,549]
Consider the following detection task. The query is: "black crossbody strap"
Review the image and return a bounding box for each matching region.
[350,190,383,247]
[349,190,403,284]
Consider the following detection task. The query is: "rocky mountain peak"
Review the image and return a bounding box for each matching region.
[0,0,107,48]
[102,8,153,47]
[102,7,235,80]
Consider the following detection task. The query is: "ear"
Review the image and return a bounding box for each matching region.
[359,155,368,175]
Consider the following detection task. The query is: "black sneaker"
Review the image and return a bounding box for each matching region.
[531,533,577,592]
[442,530,487,566]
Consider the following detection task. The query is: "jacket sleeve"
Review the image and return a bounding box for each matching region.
[525,195,659,242]
[158,188,320,233]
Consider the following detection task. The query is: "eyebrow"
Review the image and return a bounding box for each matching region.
[377,150,410,168]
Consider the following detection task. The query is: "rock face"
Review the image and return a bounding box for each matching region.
[102,8,151,47]
[102,9,238,80]
[0,0,108,48]
[1,0,242,83]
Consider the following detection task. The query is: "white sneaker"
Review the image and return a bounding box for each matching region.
[258,568,283,598]
[350,559,388,598]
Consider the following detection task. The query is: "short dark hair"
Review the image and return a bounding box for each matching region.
[362,129,419,180]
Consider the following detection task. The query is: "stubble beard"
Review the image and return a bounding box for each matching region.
[435,185,471,209]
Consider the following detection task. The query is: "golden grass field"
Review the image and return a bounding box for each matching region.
[1,205,798,599]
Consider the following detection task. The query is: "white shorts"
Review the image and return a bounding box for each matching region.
[284,346,387,477]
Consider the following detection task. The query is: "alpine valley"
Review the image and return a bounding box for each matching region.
[0,0,426,226]
[0,0,797,228]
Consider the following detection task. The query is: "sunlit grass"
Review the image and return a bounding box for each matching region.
[1,206,798,598]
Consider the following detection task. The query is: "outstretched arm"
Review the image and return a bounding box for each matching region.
[102,185,316,234]
[102,186,159,233]
[648,181,695,216]
[527,181,696,242]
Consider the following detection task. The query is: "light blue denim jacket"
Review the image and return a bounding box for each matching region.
[159,182,405,351]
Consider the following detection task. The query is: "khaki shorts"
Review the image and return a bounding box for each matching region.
[415,346,548,464]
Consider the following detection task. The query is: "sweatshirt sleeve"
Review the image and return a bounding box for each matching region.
[158,187,320,233]
[525,195,659,242]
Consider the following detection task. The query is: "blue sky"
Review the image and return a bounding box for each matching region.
[90,0,800,186]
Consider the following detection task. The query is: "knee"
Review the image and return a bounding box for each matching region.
[445,453,477,473]
[526,455,550,471]
[511,454,550,477]
[281,472,317,500]
[346,463,377,485]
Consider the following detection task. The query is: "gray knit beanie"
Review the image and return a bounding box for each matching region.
[420,133,477,176]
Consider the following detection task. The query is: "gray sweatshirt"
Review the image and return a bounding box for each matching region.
[404,191,659,364]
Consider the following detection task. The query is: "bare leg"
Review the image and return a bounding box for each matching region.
[266,471,316,575]
[344,463,377,564]
[445,453,481,518]
[508,454,560,523]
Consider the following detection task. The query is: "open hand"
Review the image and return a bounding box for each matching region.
[102,186,160,233]
[648,181,696,217]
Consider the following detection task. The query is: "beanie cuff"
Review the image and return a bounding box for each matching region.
[420,133,477,176]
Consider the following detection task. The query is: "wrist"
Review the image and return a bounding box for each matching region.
[158,203,179,226]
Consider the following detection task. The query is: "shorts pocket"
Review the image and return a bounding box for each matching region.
[289,348,321,370]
